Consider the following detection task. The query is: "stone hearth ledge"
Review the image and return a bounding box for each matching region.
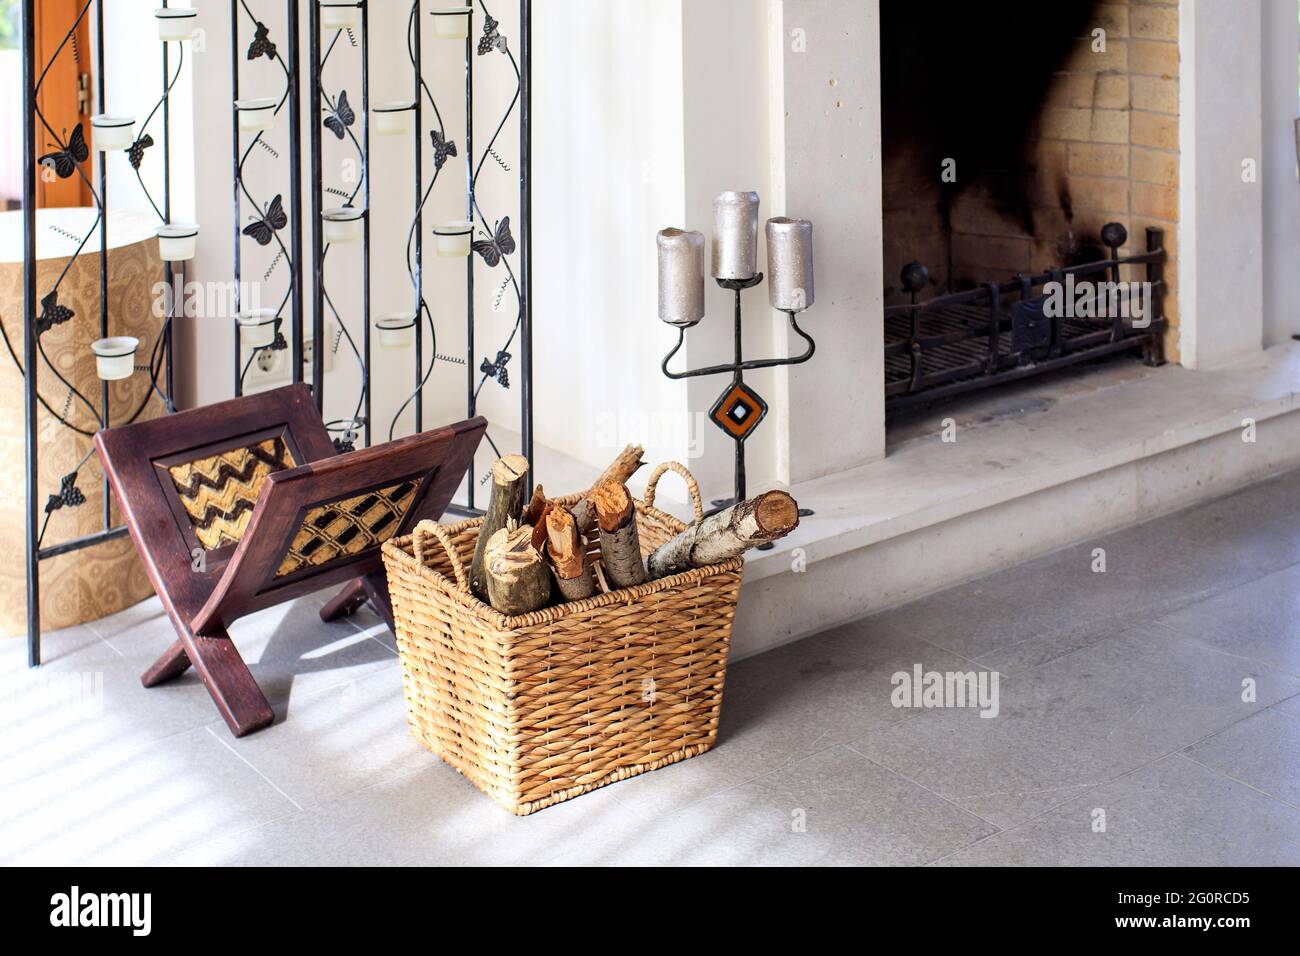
[730,342,1300,658]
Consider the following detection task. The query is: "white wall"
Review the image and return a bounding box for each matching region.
[768,0,883,480]
[99,3,196,226]
[531,0,690,475]
[1178,0,1265,368]
[1262,0,1300,347]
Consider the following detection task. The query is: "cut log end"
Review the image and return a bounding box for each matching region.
[755,490,800,537]
[645,489,803,580]
[493,453,530,485]
[544,506,586,581]
[484,523,552,615]
[573,445,646,533]
[592,482,647,590]
[590,480,634,534]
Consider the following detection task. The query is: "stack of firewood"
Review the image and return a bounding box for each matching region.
[468,445,800,616]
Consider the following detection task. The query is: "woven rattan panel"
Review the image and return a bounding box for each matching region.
[167,437,296,550]
[275,479,419,578]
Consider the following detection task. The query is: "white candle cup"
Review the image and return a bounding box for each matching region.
[320,1,360,31]
[91,337,139,381]
[156,223,199,261]
[90,116,136,152]
[656,228,706,327]
[766,217,815,312]
[376,312,417,350]
[235,98,277,133]
[433,220,474,257]
[323,206,365,244]
[155,8,198,42]
[372,101,414,136]
[430,7,472,40]
[711,190,760,280]
[237,310,278,349]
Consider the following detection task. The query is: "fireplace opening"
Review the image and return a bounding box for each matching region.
[880,0,1179,415]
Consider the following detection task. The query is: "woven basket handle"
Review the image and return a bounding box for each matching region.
[411,519,470,592]
[643,461,705,523]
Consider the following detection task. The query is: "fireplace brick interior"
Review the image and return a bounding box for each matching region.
[882,0,1180,362]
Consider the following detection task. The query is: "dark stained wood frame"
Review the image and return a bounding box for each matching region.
[94,383,486,737]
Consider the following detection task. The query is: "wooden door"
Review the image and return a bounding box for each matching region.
[35,0,92,208]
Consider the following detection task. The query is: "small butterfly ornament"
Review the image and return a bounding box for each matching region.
[323,90,355,140]
[243,194,288,246]
[480,349,511,389]
[39,124,89,180]
[128,133,154,171]
[248,21,277,61]
[478,13,507,55]
[431,130,456,172]
[36,290,75,337]
[45,473,86,514]
[472,217,515,268]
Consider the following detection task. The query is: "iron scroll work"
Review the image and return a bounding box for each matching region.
[306,0,532,512]
[15,1,532,667]
[14,0,228,668]
[884,223,1166,413]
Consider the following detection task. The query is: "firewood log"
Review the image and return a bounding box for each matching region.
[589,480,647,589]
[484,522,553,616]
[522,484,555,552]
[522,483,547,527]
[573,444,645,532]
[469,454,530,600]
[545,506,596,601]
[646,490,800,579]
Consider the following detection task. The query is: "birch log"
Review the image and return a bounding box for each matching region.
[469,454,530,600]
[646,490,800,579]
[590,480,647,589]
[484,523,553,615]
[545,506,596,601]
[573,444,645,532]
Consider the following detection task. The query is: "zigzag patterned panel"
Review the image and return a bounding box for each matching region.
[276,480,419,578]
[168,438,296,550]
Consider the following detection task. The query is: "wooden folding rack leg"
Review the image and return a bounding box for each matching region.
[180,626,274,737]
[141,638,191,687]
[319,577,370,622]
[362,571,394,630]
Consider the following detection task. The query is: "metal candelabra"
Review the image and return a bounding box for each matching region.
[661,272,816,541]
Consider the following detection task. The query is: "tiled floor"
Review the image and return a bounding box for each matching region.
[4,473,1300,866]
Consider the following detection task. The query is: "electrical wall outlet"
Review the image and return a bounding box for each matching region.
[242,320,337,391]
[243,339,289,390]
[301,320,337,375]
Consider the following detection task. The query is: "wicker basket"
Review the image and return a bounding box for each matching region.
[381,461,742,815]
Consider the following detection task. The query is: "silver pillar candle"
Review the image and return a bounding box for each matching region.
[711,190,760,280]
[656,228,706,327]
[766,217,814,312]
